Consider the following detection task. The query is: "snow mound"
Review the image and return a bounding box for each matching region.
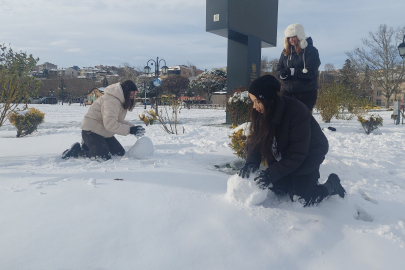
[226,173,268,206]
[127,136,154,159]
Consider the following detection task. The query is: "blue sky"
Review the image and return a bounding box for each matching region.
[0,0,404,71]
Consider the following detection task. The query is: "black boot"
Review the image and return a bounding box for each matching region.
[62,142,81,159]
[323,173,346,198]
[81,139,89,151]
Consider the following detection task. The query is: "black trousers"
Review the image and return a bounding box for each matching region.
[269,169,329,206]
[280,90,318,111]
[80,130,125,160]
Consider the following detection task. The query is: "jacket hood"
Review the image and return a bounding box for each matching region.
[104,83,125,104]
[306,37,313,46]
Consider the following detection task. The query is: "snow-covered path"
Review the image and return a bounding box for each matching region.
[1,104,404,269]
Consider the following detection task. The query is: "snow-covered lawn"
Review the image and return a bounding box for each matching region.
[1,104,404,269]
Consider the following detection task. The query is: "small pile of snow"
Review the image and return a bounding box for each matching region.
[88,178,96,187]
[225,173,268,206]
[127,136,154,159]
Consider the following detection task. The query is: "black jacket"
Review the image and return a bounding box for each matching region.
[276,37,321,94]
[246,96,329,181]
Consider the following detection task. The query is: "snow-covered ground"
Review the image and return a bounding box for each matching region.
[1,104,404,269]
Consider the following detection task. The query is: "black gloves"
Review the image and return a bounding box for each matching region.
[280,69,289,78]
[239,164,259,178]
[280,68,295,79]
[130,125,145,137]
[254,170,274,190]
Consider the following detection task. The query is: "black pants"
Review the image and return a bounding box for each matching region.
[281,90,318,111]
[269,169,329,206]
[80,130,125,160]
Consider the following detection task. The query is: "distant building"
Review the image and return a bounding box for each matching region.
[165,65,204,79]
[36,62,58,72]
[86,87,104,105]
[212,91,227,106]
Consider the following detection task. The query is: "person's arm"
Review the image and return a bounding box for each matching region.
[294,47,321,79]
[266,110,311,181]
[245,143,262,168]
[276,53,288,80]
[120,120,133,126]
[101,99,131,136]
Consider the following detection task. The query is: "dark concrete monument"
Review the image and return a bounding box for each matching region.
[206,0,278,102]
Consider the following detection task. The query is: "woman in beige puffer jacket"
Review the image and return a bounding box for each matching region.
[62,80,145,160]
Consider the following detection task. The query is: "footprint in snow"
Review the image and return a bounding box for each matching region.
[358,189,378,204]
[354,204,374,222]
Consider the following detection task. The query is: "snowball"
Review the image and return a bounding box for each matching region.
[127,136,154,159]
[225,173,268,206]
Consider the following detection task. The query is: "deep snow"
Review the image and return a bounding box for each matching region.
[1,104,405,270]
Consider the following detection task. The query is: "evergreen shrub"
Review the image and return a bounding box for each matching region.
[357,114,383,134]
[226,86,251,126]
[8,108,45,137]
[229,129,248,160]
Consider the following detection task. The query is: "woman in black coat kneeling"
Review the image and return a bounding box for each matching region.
[239,75,345,206]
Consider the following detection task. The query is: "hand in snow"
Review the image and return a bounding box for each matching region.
[238,164,258,179]
[254,170,274,190]
[130,126,145,138]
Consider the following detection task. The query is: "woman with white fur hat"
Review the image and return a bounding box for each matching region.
[276,23,321,111]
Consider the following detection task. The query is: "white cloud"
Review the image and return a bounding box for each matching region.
[66,48,82,53]
[51,40,70,46]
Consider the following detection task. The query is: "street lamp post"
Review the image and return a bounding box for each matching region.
[398,35,405,59]
[144,57,168,114]
[144,80,147,110]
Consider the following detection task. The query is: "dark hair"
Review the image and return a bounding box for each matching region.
[247,76,280,161]
[121,80,137,111]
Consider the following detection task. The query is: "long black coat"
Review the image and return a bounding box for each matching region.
[276,37,321,94]
[246,96,329,181]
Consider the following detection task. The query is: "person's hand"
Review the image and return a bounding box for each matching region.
[280,69,289,79]
[130,126,145,137]
[280,68,292,79]
[254,170,274,189]
[238,164,259,179]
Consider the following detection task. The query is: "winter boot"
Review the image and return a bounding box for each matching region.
[62,142,81,159]
[323,173,346,198]
[81,139,89,151]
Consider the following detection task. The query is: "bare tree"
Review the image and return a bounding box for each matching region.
[346,24,405,108]
[261,56,279,76]
[324,63,335,73]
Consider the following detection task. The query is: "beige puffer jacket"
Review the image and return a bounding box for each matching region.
[81,83,133,138]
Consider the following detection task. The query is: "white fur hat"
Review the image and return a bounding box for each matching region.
[284,23,308,49]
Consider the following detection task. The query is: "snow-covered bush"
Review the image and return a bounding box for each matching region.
[357,114,383,134]
[8,108,44,137]
[139,110,157,126]
[226,86,251,126]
